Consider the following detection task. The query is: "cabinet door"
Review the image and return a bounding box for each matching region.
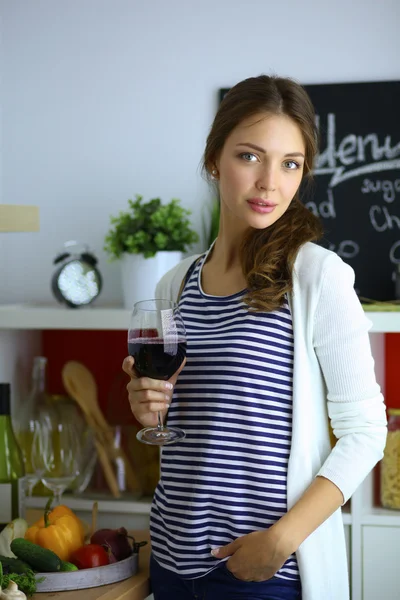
[363,526,400,600]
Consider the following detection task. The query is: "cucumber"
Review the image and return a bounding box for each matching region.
[60,560,78,571]
[0,555,32,574]
[10,538,61,572]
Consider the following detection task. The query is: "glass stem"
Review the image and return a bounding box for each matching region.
[27,481,36,497]
[53,486,65,505]
[157,411,164,432]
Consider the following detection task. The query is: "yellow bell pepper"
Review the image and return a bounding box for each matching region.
[25,498,85,561]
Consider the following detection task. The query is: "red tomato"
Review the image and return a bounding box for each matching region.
[70,544,109,569]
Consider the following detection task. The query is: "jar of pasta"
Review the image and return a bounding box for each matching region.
[381,409,400,509]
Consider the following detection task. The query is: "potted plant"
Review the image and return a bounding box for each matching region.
[104,195,199,308]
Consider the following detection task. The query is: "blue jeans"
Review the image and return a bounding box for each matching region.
[150,555,302,600]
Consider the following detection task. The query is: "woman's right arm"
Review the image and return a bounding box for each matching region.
[122,356,186,427]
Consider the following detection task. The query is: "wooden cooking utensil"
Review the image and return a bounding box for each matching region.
[62,366,121,498]
[62,360,140,495]
[91,501,98,538]
[63,361,112,433]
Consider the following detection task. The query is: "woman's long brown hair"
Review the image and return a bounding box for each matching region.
[203,75,324,312]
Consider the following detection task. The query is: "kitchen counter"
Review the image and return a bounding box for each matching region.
[32,530,151,600]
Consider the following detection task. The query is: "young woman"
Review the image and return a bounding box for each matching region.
[123,75,387,600]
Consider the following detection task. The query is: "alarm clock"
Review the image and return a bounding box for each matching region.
[51,241,102,308]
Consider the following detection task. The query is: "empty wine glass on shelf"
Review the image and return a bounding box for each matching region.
[15,419,47,497]
[33,418,82,505]
[128,298,187,446]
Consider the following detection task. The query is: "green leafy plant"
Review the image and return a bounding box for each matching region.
[104,195,199,260]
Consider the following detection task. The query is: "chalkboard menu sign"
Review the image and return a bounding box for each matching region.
[304,80,400,301]
[219,81,400,300]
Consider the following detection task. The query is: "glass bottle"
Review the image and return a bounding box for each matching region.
[381,408,400,509]
[0,383,25,530]
[14,356,53,496]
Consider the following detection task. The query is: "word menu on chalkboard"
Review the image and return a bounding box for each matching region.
[219,81,400,300]
[304,81,400,301]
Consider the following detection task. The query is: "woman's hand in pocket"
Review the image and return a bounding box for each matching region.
[211,528,294,582]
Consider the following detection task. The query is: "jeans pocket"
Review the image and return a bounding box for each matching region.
[220,561,244,582]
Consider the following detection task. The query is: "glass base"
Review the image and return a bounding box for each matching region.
[136,426,186,446]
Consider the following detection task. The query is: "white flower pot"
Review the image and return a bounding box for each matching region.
[120,251,183,310]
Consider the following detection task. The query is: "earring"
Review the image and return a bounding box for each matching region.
[211,168,218,179]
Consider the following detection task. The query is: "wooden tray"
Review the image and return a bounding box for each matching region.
[35,553,138,592]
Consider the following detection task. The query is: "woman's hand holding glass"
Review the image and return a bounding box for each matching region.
[122,355,186,429]
[125,299,187,446]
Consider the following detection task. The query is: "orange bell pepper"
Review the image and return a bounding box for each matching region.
[25,498,85,561]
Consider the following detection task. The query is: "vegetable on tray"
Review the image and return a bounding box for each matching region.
[24,498,84,562]
[90,528,134,562]
[69,544,109,570]
[0,520,28,559]
[0,561,40,599]
[10,539,61,573]
[0,579,27,599]
[59,561,78,572]
[0,558,32,576]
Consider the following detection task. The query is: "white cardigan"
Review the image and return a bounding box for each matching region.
[155,241,387,600]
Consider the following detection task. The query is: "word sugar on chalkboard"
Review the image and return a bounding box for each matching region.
[219,81,400,300]
[303,81,400,301]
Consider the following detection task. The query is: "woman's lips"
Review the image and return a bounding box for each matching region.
[247,198,277,214]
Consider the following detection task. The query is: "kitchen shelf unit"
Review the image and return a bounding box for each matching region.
[0,304,132,330]
[25,494,153,531]
[25,494,153,515]
[0,302,398,332]
[0,303,399,599]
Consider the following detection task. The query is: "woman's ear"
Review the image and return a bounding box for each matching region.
[211,166,219,180]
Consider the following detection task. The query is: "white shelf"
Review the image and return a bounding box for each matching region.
[361,507,400,526]
[0,304,400,332]
[0,304,131,330]
[25,494,153,514]
[365,311,400,333]
[24,494,353,526]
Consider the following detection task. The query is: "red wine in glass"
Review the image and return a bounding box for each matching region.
[128,334,187,381]
[128,300,187,445]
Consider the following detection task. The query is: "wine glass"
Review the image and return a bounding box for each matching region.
[15,419,47,497]
[128,298,187,446]
[33,419,82,504]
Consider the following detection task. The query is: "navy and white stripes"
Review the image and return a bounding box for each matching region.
[150,254,299,581]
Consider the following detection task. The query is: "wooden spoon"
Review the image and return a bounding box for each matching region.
[62,366,121,498]
[62,361,141,494]
[62,362,111,431]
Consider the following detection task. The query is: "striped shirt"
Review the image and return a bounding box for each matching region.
[150,253,299,581]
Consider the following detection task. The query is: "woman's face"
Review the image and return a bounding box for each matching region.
[215,112,306,233]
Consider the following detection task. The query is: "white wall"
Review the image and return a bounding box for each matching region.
[1,0,399,306]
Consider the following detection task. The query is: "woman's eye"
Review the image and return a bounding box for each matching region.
[239,152,257,162]
[283,160,300,170]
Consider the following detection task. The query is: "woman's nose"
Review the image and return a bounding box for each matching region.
[256,166,277,192]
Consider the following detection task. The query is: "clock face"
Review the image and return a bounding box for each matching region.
[57,259,101,306]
